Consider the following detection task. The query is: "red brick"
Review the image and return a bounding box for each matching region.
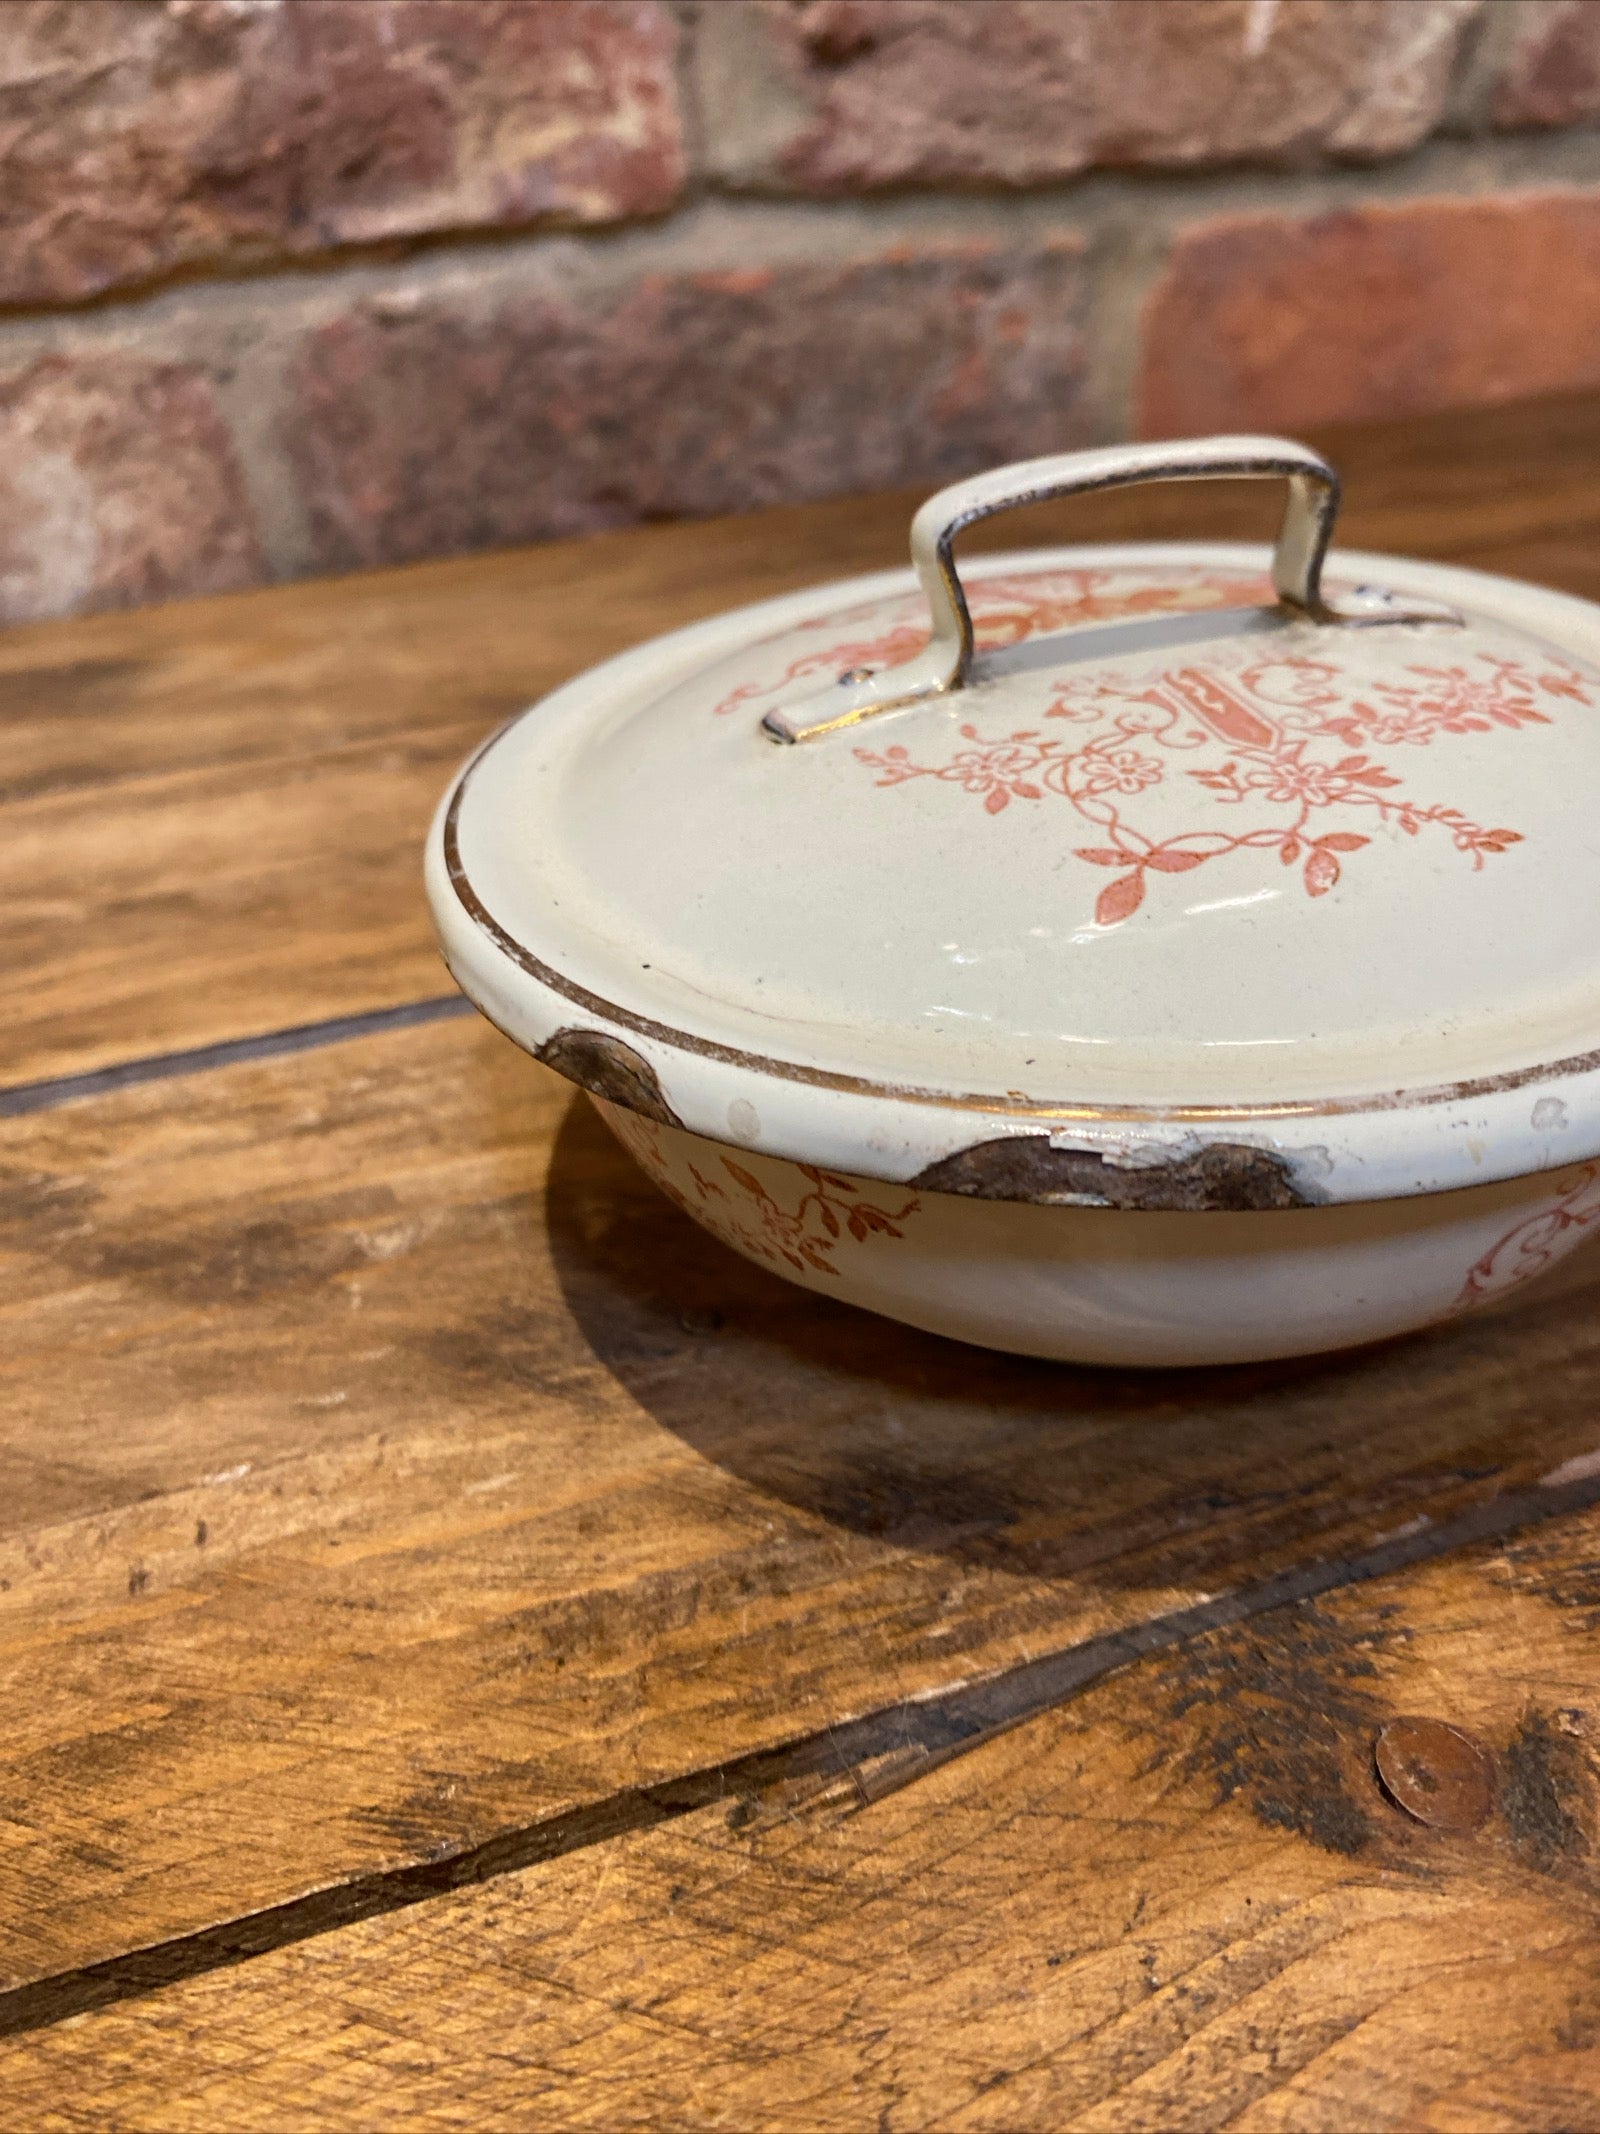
[1493,0,1600,127]
[707,0,1476,191]
[1137,191,1600,438]
[286,244,1087,573]
[0,356,263,624]
[0,1,682,306]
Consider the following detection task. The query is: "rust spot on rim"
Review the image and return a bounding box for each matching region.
[911,1136,1314,1212]
[536,1029,682,1128]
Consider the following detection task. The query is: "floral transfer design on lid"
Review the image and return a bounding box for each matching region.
[854,636,1593,927]
[712,566,1269,721]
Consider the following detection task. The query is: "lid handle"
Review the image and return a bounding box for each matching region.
[764,435,1340,745]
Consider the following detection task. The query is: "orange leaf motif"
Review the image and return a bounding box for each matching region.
[1304,847,1340,896]
[1095,872,1146,927]
[1143,848,1203,873]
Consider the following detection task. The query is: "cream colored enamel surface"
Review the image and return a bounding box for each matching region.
[467,542,1599,1103]
[598,1102,1600,1368]
[430,534,1600,1206]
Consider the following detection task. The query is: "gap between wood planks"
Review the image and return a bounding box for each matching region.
[0,994,473,1118]
[4,1456,1600,2045]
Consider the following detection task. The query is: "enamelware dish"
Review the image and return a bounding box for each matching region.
[427,437,1600,1365]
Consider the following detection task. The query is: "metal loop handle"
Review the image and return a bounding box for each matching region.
[763,435,1340,745]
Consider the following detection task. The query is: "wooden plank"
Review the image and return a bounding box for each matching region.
[0,487,913,1087]
[7,1010,1600,1993]
[6,393,1600,1087]
[4,1503,1598,2131]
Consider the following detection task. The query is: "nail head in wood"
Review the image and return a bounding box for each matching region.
[1375,1716,1496,1833]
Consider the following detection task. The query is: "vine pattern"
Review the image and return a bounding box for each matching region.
[605,1102,1600,1323]
[605,1108,920,1278]
[711,565,1269,721]
[1454,1161,1600,1310]
[855,647,1591,926]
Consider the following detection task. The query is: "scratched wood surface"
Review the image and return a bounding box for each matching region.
[3,1039,1600,2105]
[5,393,1600,2126]
[6,390,1600,1091]
[4,1506,1600,2132]
[11,1011,1600,2006]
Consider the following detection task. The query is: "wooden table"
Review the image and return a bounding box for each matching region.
[5,395,1600,2131]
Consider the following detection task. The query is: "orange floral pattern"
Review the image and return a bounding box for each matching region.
[1454,1161,1600,1310]
[605,1109,920,1277]
[711,565,1268,721]
[855,644,1592,927]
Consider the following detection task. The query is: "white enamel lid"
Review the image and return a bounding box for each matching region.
[427,437,1600,1207]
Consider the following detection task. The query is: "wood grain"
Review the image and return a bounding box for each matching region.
[0,488,913,1088]
[7,392,1600,1088]
[7,1010,1600,2001]
[5,1504,1598,2131]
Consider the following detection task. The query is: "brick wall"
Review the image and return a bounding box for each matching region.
[1,0,1597,625]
